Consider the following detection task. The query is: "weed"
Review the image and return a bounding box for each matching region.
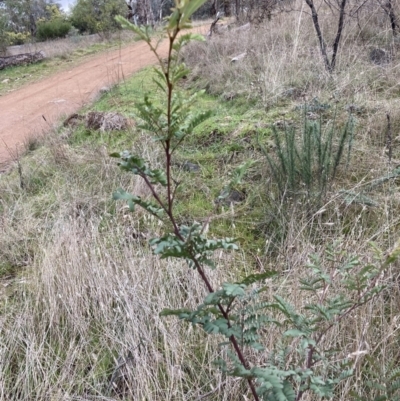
[260,114,356,205]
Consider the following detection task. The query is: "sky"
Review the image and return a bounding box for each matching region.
[58,0,74,12]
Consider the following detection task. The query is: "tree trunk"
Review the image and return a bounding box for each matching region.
[0,51,44,70]
[136,0,155,25]
[235,0,240,20]
[223,0,231,16]
[210,0,218,16]
[304,0,331,72]
[330,0,347,71]
[384,0,398,36]
[304,0,347,73]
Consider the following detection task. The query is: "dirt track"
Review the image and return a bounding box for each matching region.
[0,27,205,170]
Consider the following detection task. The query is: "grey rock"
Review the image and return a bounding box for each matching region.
[182,161,200,172]
[369,48,390,65]
[216,189,245,205]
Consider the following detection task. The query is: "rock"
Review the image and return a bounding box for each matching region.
[99,86,111,94]
[216,189,245,206]
[181,161,200,172]
[85,111,131,132]
[1,79,9,84]
[369,48,390,65]
[63,113,84,128]
[0,51,45,70]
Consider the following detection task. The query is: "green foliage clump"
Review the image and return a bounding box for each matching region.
[36,20,71,41]
[260,116,355,203]
[0,14,9,54]
[70,0,127,35]
[112,2,400,400]
[5,31,31,45]
[352,357,400,401]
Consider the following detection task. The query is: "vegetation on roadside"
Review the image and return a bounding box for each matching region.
[70,0,127,37]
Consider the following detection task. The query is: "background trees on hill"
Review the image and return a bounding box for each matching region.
[0,0,61,35]
[0,0,68,46]
[70,0,127,35]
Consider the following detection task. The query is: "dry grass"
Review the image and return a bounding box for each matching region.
[6,30,136,59]
[1,133,399,400]
[184,2,400,109]
[1,2,400,400]
[0,128,399,400]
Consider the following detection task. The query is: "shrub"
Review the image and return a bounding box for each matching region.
[36,20,72,42]
[70,0,126,35]
[5,31,31,45]
[260,113,355,204]
[0,14,8,54]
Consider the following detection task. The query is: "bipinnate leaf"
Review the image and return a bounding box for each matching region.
[111,151,168,186]
[115,16,150,42]
[160,308,192,317]
[283,329,307,338]
[113,188,164,218]
[173,33,205,51]
[222,283,246,297]
[238,271,277,285]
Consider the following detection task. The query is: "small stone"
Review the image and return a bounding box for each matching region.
[306,112,319,120]
[1,79,10,84]
[99,86,111,94]
[182,161,200,172]
[216,189,245,206]
[369,48,389,65]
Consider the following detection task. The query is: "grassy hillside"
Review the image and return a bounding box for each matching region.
[1,4,400,400]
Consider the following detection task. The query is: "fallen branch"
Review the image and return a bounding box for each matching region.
[0,51,45,70]
[207,11,221,37]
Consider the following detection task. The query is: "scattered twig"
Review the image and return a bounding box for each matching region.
[3,141,24,189]
[207,11,221,38]
[386,112,393,165]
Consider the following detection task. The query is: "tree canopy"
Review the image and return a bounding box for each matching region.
[70,0,127,35]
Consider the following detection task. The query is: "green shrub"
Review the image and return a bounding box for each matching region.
[5,31,31,45]
[36,20,72,41]
[260,115,355,204]
[70,0,126,35]
[0,15,8,54]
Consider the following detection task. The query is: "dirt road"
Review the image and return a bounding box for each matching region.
[0,27,205,169]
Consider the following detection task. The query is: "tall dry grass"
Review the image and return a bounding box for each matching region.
[184,1,400,108]
[0,133,241,400]
[0,125,399,400]
[6,30,136,59]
